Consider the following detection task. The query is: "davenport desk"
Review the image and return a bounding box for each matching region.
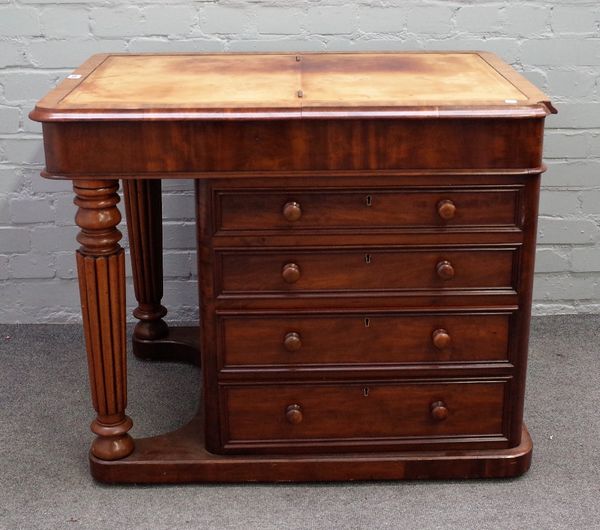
[31,52,556,483]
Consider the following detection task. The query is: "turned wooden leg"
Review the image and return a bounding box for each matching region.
[122,179,168,346]
[75,180,134,461]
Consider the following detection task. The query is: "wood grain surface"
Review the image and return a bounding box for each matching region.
[217,247,516,294]
[216,187,520,231]
[222,380,506,452]
[218,311,512,368]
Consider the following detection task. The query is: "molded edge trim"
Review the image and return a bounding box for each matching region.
[39,166,548,181]
[29,104,550,123]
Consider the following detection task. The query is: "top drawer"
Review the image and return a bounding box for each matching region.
[215,187,520,233]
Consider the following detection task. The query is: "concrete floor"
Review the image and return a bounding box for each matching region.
[1,315,599,530]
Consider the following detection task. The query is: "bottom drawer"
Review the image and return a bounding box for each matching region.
[221,380,507,452]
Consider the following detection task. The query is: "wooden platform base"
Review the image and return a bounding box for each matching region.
[90,415,532,483]
[132,326,200,365]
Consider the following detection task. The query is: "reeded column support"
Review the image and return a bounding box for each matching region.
[122,180,168,352]
[122,179,200,365]
[74,179,134,461]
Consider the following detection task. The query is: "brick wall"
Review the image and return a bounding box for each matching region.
[0,1,599,323]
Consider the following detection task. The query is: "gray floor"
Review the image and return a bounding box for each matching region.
[1,316,599,530]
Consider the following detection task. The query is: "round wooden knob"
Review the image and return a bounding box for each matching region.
[283,331,302,352]
[282,262,301,283]
[436,260,455,280]
[432,328,451,349]
[283,201,302,222]
[285,404,303,424]
[437,199,456,220]
[430,401,448,421]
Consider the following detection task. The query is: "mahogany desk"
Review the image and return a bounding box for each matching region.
[31,52,555,483]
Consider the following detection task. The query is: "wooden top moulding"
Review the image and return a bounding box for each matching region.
[30,52,556,122]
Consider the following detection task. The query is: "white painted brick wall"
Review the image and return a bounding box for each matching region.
[0,0,599,323]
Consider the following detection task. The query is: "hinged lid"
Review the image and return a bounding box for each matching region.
[30,52,556,122]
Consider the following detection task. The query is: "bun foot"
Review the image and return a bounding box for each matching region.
[91,417,134,460]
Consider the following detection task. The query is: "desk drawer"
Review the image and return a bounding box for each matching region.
[218,248,516,295]
[222,381,506,449]
[216,188,519,232]
[220,312,511,368]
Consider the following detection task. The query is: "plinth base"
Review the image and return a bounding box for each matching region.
[132,326,200,365]
[90,416,532,483]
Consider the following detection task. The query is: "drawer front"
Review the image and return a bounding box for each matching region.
[220,312,511,367]
[218,248,516,295]
[216,188,520,232]
[223,381,506,445]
